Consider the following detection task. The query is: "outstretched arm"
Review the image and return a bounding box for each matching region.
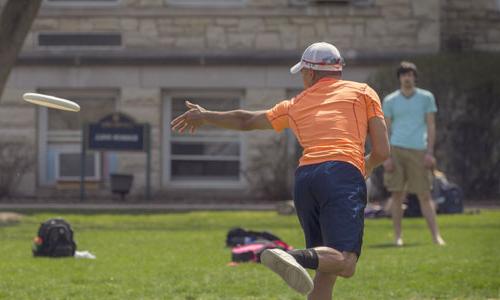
[171,101,273,133]
[365,117,390,177]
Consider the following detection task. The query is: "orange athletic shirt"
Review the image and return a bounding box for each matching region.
[266,77,384,176]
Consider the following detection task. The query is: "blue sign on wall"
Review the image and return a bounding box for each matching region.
[86,113,148,152]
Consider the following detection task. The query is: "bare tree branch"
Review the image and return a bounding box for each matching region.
[0,0,42,100]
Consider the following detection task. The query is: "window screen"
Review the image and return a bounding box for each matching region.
[168,96,242,181]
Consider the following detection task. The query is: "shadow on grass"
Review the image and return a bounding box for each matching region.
[366,242,422,249]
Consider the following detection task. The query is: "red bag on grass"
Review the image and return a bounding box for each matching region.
[231,240,292,263]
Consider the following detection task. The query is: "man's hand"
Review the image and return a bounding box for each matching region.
[171,101,207,134]
[171,100,273,133]
[423,153,436,169]
[383,157,395,173]
[365,163,375,179]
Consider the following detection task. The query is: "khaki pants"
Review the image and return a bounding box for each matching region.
[384,146,432,194]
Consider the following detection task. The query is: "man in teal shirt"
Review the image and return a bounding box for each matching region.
[382,61,446,246]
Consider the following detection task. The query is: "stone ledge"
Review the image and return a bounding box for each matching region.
[17,49,437,66]
[38,6,381,18]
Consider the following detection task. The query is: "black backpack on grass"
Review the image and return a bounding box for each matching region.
[32,218,76,257]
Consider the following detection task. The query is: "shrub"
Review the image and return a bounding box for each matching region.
[243,134,296,201]
[0,141,35,199]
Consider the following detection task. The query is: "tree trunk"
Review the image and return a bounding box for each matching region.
[0,0,42,100]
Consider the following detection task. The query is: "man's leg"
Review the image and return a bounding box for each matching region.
[288,247,357,298]
[384,148,407,246]
[309,271,336,300]
[305,161,365,298]
[307,248,357,300]
[417,191,446,245]
[391,191,407,246]
[280,247,356,300]
[406,149,446,245]
[261,161,365,296]
[260,248,314,295]
[315,248,357,277]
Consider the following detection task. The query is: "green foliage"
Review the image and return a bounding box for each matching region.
[244,134,295,201]
[0,211,499,299]
[368,53,500,199]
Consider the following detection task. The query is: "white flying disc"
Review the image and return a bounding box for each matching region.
[22,93,80,112]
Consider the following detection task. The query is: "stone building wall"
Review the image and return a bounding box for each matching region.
[24,0,441,54]
[2,0,500,200]
[441,0,500,52]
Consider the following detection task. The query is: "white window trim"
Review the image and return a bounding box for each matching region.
[43,0,121,7]
[47,130,82,143]
[38,106,49,186]
[165,0,247,8]
[54,148,101,181]
[162,90,247,189]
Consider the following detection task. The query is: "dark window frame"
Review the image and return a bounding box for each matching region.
[37,32,123,48]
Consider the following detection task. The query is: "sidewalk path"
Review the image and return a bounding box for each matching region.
[0,202,276,212]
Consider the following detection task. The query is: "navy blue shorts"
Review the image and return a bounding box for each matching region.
[294,161,367,258]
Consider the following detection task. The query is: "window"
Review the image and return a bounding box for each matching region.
[47,92,116,131]
[313,0,349,3]
[290,0,348,5]
[44,0,119,6]
[166,0,246,7]
[290,0,373,6]
[54,149,100,181]
[38,89,117,185]
[38,33,122,47]
[163,91,243,185]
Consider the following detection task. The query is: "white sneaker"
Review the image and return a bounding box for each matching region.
[260,249,314,295]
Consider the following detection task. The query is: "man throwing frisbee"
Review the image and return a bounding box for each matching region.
[171,42,390,299]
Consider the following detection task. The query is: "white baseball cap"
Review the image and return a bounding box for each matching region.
[290,42,345,74]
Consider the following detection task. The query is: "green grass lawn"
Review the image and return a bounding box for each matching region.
[0,210,499,300]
